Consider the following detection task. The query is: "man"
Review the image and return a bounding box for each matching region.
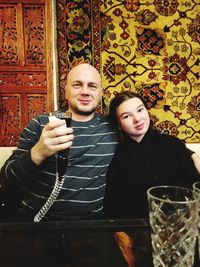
[0,63,128,267]
[0,63,118,221]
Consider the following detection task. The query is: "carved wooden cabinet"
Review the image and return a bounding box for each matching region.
[0,0,53,146]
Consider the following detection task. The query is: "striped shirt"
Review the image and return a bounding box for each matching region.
[0,113,117,220]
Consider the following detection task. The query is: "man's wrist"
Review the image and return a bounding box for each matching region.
[31,146,45,166]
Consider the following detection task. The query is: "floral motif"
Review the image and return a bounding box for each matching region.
[103,56,115,82]
[139,83,164,109]
[124,0,139,12]
[187,14,200,44]
[154,0,179,16]
[156,120,179,136]
[148,72,157,80]
[135,9,158,25]
[67,9,90,35]
[162,53,189,85]
[115,64,126,75]
[113,8,123,17]
[101,13,116,50]
[119,20,128,30]
[187,93,200,122]
[136,28,165,55]
[148,59,157,67]
[120,31,130,40]
[174,19,181,26]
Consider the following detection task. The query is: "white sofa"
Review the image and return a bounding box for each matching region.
[0,147,16,169]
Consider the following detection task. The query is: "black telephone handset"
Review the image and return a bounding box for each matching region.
[56,112,72,179]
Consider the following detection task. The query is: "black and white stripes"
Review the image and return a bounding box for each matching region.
[0,113,117,220]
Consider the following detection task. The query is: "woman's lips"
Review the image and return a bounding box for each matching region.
[135,124,144,130]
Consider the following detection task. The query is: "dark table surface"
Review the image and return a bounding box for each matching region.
[0,218,199,267]
[0,219,151,267]
[0,218,149,231]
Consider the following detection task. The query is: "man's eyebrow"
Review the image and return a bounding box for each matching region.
[72,80,82,83]
[88,82,98,85]
[71,81,98,85]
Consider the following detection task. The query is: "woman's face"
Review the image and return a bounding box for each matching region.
[117,97,150,142]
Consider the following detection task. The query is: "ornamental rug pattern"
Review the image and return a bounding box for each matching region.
[56,0,200,143]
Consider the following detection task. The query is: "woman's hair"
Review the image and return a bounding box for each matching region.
[108,91,152,141]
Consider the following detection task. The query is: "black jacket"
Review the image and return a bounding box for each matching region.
[103,129,200,219]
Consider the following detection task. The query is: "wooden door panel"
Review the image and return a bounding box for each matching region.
[0,0,53,146]
[0,4,19,65]
[27,94,46,121]
[23,4,46,66]
[0,94,21,146]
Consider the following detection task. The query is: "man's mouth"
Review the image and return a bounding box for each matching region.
[79,99,91,105]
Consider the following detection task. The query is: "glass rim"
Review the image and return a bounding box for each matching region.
[193,181,200,190]
[147,185,197,204]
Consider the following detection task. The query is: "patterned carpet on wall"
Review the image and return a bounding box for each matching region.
[55,0,101,111]
[56,0,200,143]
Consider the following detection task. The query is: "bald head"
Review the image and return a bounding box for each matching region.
[67,63,101,85]
[65,63,102,121]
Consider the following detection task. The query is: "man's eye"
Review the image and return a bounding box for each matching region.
[90,85,97,90]
[73,84,80,88]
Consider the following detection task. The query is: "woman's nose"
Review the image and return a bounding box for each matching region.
[132,114,140,122]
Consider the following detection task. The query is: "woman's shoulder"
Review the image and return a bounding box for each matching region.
[155,130,185,147]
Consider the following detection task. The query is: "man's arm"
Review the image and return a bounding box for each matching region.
[0,115,74,196]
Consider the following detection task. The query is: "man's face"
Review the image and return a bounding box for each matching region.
[66,64,102,120]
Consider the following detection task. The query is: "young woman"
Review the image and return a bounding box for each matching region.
[103,91,200,219]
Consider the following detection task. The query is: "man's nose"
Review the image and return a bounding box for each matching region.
[81,84,89,94]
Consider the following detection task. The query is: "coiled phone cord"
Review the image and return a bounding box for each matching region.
[33,111,71,222]
[33,170,65,222]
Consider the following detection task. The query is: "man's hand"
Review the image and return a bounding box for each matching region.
[31,119,74,165]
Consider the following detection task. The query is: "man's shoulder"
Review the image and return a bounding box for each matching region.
[95,112,108,119]
[94,112,109,123]
[94,113,117,139]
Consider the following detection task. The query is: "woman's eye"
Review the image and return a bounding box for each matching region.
[122,115,129,119]
[138,107,144,112]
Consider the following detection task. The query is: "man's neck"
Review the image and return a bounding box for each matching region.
[68,111,95,122]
